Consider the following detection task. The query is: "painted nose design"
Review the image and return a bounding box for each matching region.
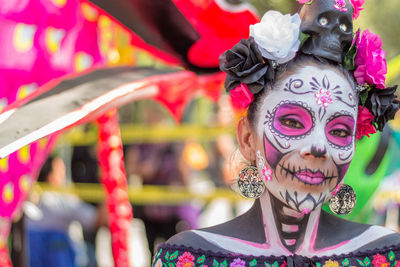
[301,144,327,159]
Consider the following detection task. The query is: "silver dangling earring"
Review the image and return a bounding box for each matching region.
[329,184,356,215]
[237,166,265,198]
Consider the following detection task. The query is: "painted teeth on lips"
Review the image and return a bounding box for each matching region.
[295,170,325,184]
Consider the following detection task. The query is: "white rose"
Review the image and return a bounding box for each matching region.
[249,11,301,64]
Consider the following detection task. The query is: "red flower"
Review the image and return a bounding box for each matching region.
[354,30,387,89]
[350,0,365,19]
[230,83,254,109]
[177,252,195,267]
[281,261,287,267]
[356,106,377,139]
[372,254,389,267]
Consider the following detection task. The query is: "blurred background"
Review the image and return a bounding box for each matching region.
[1,0,400,266]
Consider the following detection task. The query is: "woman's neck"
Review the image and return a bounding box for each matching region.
[259,191,321,254]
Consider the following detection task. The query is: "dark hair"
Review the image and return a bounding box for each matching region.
[246,53,357,128]
[37,156,54,182]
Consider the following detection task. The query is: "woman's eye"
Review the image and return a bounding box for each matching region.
[329,129,349,138]
[279,118,304,129]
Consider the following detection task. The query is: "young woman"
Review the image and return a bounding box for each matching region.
[153,0,400,266]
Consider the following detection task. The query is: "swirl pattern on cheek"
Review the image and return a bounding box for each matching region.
[264,100,315,141]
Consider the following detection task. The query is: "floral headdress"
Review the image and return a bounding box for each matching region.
[219,0,399,139]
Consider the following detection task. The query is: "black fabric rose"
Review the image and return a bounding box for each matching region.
[365,85,400,131]
[219,37,273,94]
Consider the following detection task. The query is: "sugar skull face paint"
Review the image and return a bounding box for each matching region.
[256,65,356,213]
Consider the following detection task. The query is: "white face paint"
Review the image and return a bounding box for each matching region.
[255,65,357,213]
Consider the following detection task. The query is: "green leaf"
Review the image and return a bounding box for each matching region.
[389,251,395,261]
[342,258,350,266]
[357,259,365,266]
[360,89,369,106]
[343,45,358,70]
[156,249,163,259]
[197,255,205,264]
[170,251,178,261]
[220,260,228,267]
[264,263,271,267]
[213,259,219,267]
[250,259,257,266]
[300,32,310,48]
[364,257,371,266]
[168,263,175,267]
[162,263,168,267]
[272,261,279,267]
[165,252,170,261]
[316,263,321,267]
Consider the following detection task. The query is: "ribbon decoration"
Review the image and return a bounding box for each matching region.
[97,109,133,266]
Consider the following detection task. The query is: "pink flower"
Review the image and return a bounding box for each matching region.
[177,252,195,267]
[230,258,246,267]
[281,261,287,267]
[372,254,389,267]
[350,0,365,19]
[230,83,254,109]
[154,259,162,267]
[354,30,387,89]
[298,0,313,4]
[315,88,333,108]
[356,106,377,139]
[262,166,273,181]
[334,0,348,12]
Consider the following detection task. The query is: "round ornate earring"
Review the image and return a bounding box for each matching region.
[329,184,356,215]
[237,166,265,199]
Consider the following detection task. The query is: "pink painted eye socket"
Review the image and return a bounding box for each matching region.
[273,104,313,136]
[325,116,355,147]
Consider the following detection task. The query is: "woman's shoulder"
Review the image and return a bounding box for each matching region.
[318,210,400,252]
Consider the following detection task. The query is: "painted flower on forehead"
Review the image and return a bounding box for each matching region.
[334,0,348,12]
[356,106,377,139]
[250,11,301,64]
[315,88,333,108]
[350,0,365,19]
[354,30,387,89]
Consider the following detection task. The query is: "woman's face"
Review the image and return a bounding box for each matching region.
[254,65,357,213]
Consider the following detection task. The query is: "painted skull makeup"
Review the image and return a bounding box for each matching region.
[256,65,356,213]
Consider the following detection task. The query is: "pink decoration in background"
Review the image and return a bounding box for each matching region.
[315,88,333,108]
[0,0,103,264]
[97,110,133,267]
[0,219,11,267]
[298,0,313,4]
[354,30,387,89]
[230,83,254,110]
[334,0,348,12]
[356,106,377,139]
[350,0,365,19]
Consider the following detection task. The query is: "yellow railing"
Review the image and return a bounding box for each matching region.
[60,124,235,145]
[35,182,244,204]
